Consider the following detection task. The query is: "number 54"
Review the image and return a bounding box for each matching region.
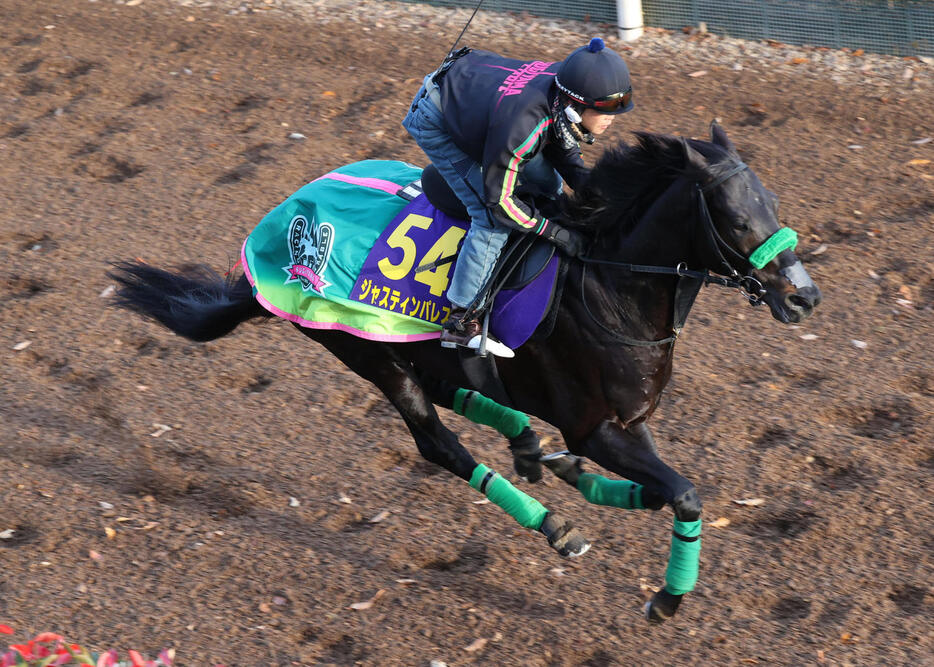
[377,213,466,297]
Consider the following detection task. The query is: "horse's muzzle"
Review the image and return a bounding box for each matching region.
[762,258,821,323]
[783,284,822,323]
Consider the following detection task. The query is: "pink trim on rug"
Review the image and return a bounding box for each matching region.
[241,237,256,284]
[240,238,441,343]
[313,172,403,196]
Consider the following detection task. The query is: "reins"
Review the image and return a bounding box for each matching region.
[576,159,768,346]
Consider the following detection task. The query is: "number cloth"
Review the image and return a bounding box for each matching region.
[242,160,466,342]
[242,159,561,346]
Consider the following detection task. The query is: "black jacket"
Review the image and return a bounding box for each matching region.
[438,49,589,233]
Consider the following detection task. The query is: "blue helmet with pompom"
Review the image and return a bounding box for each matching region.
[555,37,633,114]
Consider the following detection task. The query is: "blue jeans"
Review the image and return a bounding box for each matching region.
[402,76,560,310]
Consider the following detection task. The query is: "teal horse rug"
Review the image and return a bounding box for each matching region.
[241,160,559,347]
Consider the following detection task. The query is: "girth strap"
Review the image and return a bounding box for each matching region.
[458,346,514,407]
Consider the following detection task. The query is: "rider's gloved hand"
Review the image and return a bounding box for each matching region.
[540,221,585,258]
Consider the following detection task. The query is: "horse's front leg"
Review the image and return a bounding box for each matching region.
[581,421,701,519]
[558,419,702,624]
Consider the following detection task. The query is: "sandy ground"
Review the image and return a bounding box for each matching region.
[0,1,932,665]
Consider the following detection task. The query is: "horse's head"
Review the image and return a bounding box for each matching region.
[683,123,822,323]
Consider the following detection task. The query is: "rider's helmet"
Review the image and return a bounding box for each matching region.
[555,37,633,115]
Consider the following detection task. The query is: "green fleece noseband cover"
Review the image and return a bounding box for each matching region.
[748,227,798,269]
[576,473,646,510]
[665,518,702,595]
[454,389,529,439]
[469,464,547,530]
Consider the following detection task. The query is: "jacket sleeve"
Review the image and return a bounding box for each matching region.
[482,115,555,235]
[542,141,590,192]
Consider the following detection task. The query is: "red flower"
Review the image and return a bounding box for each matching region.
[96,648,119,667]
[11,641,35,660]
[0,625,13,635]
[34,632,64,643]
[128,649,145,667]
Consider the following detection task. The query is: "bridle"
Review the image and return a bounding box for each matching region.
[692,160,768,303]
[578,158,796,346]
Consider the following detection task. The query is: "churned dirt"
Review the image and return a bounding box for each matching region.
[0,1,931,665]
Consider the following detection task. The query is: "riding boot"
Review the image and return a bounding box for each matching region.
[440,308,514,358]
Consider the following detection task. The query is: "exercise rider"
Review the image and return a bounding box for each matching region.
[402,37,634,357]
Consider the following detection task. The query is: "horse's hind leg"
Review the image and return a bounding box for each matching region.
[304,329,587,557]
[416,372,544,482]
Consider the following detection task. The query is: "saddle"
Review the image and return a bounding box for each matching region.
[421,164,561,318]
[421,164,567,405]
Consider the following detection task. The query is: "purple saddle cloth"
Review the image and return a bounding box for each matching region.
[489,250,559,350]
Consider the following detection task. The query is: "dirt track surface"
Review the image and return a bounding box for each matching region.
[1,1,932,665]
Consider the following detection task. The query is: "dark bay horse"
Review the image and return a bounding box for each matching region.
[110,124,821,623]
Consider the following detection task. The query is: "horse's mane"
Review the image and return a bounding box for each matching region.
[563,132,734,233]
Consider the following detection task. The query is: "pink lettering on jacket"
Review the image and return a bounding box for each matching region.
[485,61,557,109]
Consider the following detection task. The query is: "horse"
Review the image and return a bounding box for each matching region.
[109,123,822,624]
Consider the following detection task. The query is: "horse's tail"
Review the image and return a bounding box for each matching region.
[108,261,267,342]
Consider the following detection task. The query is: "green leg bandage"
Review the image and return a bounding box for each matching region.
[576,472,647,509]
[469,464,547,530]
[454,389,529,439]
[664,518,702,595]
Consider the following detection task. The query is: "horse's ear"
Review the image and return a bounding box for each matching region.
[709,121,738,155]
[681,137,707,173]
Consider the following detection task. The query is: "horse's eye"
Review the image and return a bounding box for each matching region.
[733,221,750,232]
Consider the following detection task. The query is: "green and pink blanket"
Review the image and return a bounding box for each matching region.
[241,159,558,346]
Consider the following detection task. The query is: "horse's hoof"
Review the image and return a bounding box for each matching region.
[644,589,683,624]
[540,451,583,487]
[514,461,543,484]
[510,428,543,483]
[539,512,591,558]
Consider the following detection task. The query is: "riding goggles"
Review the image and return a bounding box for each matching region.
[557,83,633,114]
[589,88,633,113]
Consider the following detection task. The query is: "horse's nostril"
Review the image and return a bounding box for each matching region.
[785,293,813,315]
[798,285,822,307]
